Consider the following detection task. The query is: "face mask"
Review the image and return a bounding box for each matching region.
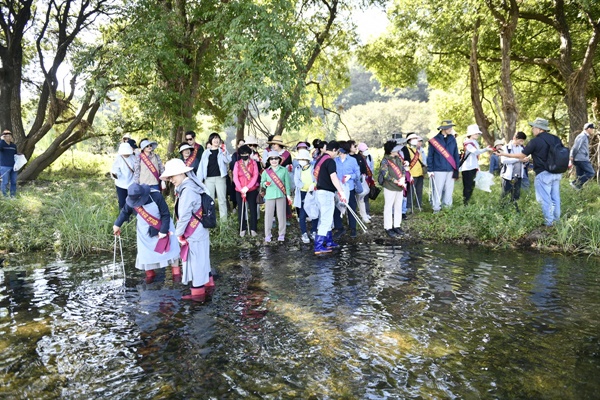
[410,140,418,146]
[299,160,308,167]
[362,150,370,156]
[241,155,249,161]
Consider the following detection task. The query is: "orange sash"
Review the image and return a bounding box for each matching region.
[266,167,287,196]
[313,154,331,180]
[429,137,457,170]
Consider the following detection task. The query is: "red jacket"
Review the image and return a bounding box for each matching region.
[233,159,260,192]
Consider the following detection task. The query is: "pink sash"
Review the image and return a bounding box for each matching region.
[179,207,203,262]
[266,168,287,196]
[239,159,252,181]
[429,137,458,170]
[140,153,161,181]
[134,205,170,253]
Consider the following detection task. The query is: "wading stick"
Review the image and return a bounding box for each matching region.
[113,235,117,280]
[245,200,250,235]
[118,235,125,280]
[411,183,422,211]
[347,205,367,233]
[430,175,442,207]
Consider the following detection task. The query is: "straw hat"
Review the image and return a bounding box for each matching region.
[118,143,134,155]
[126,184,151,208]
[160,159,193,180]
[267,135,286,146]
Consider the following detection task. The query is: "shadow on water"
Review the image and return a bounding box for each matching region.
[0,243,599,398]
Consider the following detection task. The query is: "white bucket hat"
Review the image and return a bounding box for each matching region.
[296,149,311,161]
[139,139,158,151]
[406,133,422,141]
[160,159,193,180]
[466,124,482,137]
[245,136,259,145]
[178,143,194,153]
[118,143,134,155]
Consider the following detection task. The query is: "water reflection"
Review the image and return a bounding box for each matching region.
[0,244,599,398]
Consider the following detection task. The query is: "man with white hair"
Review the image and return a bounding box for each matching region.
[569,122,596,190]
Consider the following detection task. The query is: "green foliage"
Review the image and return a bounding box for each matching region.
[336,98,436,146]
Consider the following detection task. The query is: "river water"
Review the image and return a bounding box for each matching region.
[0,243,599,399]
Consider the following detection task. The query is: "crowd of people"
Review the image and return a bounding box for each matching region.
[107,118,595,299]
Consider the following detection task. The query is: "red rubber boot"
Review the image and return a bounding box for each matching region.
[182,286,206,301]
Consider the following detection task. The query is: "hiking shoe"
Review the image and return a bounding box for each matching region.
[402,213,408,220]
[265,235,272,243]
[240,231,246,237]
[393,227,404,235]
[310,232,316,240]
[386,229,398,238]
[278,235,285,242]
[570,181,581,190]
[301,233,310,244]
[251,230,257,237]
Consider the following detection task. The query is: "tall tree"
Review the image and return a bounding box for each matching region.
[0,0,115,180]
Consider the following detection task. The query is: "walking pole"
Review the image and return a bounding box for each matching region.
[413,183,422,211]
[112,235,117,280]
[118,235,125,281]
[244,198,250,235]
[347,205,367,233]
[430,175,442,208]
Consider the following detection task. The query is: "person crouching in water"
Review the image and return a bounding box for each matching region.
[113,183,180,283]
[313,141,347,254]
[260,151,292,242]
[160,159,213,301]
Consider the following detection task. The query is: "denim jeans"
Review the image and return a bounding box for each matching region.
[573,160,595,189]
[0,166,17,197]
[534,171,561,226]
[316,190,335,236]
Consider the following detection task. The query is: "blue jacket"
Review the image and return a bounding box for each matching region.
[426,132,460,172]
[335,155,362,193]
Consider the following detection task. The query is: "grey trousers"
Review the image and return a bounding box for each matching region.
[264,197,287,238]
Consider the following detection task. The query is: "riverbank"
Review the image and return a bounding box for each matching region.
[1,175,599,257]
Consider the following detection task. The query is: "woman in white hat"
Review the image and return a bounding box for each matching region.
[260,151,292,242]
[111,142,135,209]
[232,145,260,237]
[401,133,426,214]
[160,159,213,301]
[293,148,317,243]
[134,137,165,190]
[459,124,493,205]
[178,142,200,174]
[113,183,181,283]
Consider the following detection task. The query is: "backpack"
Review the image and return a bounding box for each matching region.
[198,192,217,228]
[377,161,385,185]
[540,134,569,174]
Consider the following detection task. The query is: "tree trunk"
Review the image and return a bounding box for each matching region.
[564,84,589,145]
[236,107,247,143]
[494,0,520,141]
[469,22,493,145]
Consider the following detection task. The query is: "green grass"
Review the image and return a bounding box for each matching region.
[2,150,600,257]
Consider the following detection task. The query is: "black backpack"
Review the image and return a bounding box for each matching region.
[540,134,569,174]
[198,192,217,228]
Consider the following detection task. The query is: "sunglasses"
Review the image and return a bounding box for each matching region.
[186,138,194,141]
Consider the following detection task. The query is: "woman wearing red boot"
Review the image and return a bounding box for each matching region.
[160,159,213,301]
[113,183,180,283]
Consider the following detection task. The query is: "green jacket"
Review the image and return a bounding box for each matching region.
[381,155,406,192]
[260,165,291,200]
